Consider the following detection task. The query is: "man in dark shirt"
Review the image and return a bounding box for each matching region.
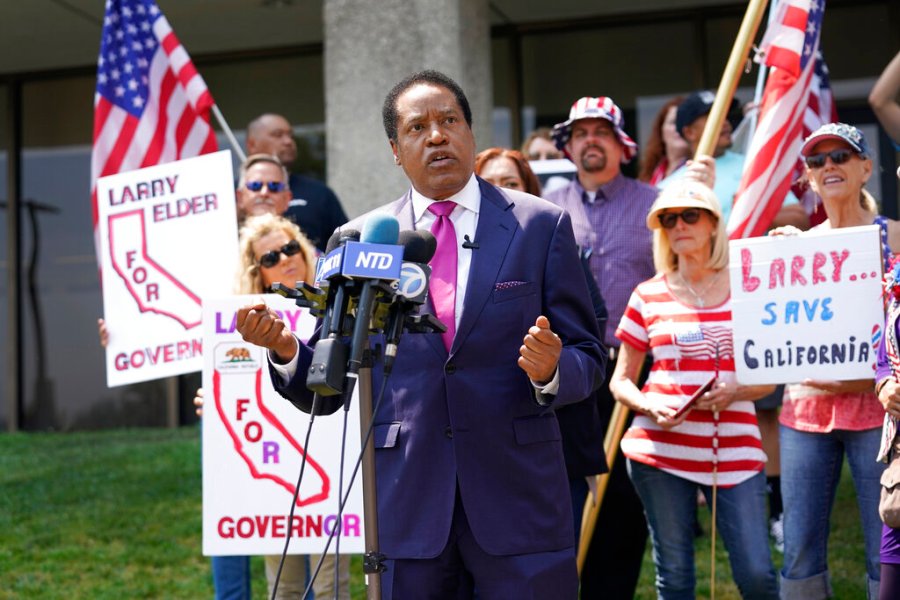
[246,113,348,250]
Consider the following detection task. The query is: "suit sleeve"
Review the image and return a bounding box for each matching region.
[268,326,345,416]
[540,208,607,408]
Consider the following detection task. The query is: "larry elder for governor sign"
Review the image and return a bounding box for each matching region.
[729,225,884,385]
[97,150,238,387]
[202,295,364,556]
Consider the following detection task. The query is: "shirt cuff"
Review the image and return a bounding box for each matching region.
[269,340,300,385]
[531,367,560,405]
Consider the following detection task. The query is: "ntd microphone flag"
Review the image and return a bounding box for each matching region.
[341,242,403,280]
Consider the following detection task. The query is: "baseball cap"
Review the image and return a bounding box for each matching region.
[800,122,870,158]
[675,90,742,138]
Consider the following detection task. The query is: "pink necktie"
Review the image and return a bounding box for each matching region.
[427,201,458,351]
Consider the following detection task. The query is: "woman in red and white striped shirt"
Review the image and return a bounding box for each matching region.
[610,180,779,598]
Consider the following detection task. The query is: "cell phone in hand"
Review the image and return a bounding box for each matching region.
[672,374,717,419]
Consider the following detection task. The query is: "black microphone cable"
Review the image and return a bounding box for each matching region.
[302,369,393,600]
[268,392,323,600]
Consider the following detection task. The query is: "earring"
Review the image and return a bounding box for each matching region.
[393,156,400,165]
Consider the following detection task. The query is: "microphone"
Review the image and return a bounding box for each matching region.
[306,228,361,398]
[462,234,479,249]
[344,214,402,381]
[268,229,362,315]
[382,230,440,373]
[319,228,361,337]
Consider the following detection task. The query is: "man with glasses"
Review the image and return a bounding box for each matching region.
[544,96,657,600]
[235,153,292,222]
[246,113,348,250]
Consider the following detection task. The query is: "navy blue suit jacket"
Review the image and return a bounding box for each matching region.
[272,178,604,559]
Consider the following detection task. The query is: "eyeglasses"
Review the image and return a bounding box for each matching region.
[804,149,856,169]
[658,208,706,229]
[257,239,302,268]
[245,180,288,193]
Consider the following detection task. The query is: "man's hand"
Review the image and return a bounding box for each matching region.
[682,154,716,190]
[236,302,298,363]
[518,315,562,385]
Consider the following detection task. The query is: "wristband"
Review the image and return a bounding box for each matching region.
[876,377,892,397]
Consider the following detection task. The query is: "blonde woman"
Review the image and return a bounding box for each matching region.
[611,181,778,598]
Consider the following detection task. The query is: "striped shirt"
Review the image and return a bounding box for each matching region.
[544,174,657,346]
[616,274,766,487]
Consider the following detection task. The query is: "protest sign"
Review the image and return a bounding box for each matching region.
[729,225,884,384]
[202,294,364,556]
[97,150,238,387]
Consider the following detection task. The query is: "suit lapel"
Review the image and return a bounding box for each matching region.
[389,190,415,231]
[451,178,517,354]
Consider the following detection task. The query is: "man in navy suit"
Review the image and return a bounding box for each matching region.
[236,70,604,599]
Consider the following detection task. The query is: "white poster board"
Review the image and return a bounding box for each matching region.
[97,150,239,387]
[202,295,364,556]
[729,225,884,384]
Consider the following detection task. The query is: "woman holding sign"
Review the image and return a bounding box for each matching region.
[196,214,346,599]
[610,180,779,598]
[774,123,896,599]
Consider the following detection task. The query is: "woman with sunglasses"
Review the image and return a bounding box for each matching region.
[773,123,898,599]
[610,180,779,599]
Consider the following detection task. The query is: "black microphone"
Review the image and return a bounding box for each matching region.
[383,230,439,372]
[306,228,361,399]
[462,234,479,249]
[321,228,361,338]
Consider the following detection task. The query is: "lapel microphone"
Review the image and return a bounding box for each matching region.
[462,235,479,250]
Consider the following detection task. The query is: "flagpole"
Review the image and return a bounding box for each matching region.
[576,401,631,574]
[749,0,779,135]
[211,103,247,163]
[695,0,770,159]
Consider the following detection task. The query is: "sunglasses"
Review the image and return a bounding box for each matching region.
[804,149,856,169]
[257,239,302,269]
[245,180,288,193]
[658,208,706,229]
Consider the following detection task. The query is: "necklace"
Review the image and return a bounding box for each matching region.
[677,269,721,308]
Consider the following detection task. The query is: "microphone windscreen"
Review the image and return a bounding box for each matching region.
[325,229,343,253]
[397,229,418,251]
[403,230,436,263]
[360,213,400,245]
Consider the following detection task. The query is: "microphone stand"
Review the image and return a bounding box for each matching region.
[357,345,385,599]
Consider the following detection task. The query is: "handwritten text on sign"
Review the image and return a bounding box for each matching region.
[728,225,884,384]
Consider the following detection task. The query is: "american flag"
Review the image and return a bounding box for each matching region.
[91,0,217,252]
[675,325,734,360]
[727,0,833,239]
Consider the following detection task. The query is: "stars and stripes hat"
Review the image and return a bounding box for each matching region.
[800,122,870,159]
[551,96,638,163]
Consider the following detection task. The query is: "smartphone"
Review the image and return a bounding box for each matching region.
[672,374,717,419]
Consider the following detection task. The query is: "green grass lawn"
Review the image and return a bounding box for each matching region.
[0,427,870,598]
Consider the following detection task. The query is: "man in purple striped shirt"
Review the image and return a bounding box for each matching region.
[545,96,657,600]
